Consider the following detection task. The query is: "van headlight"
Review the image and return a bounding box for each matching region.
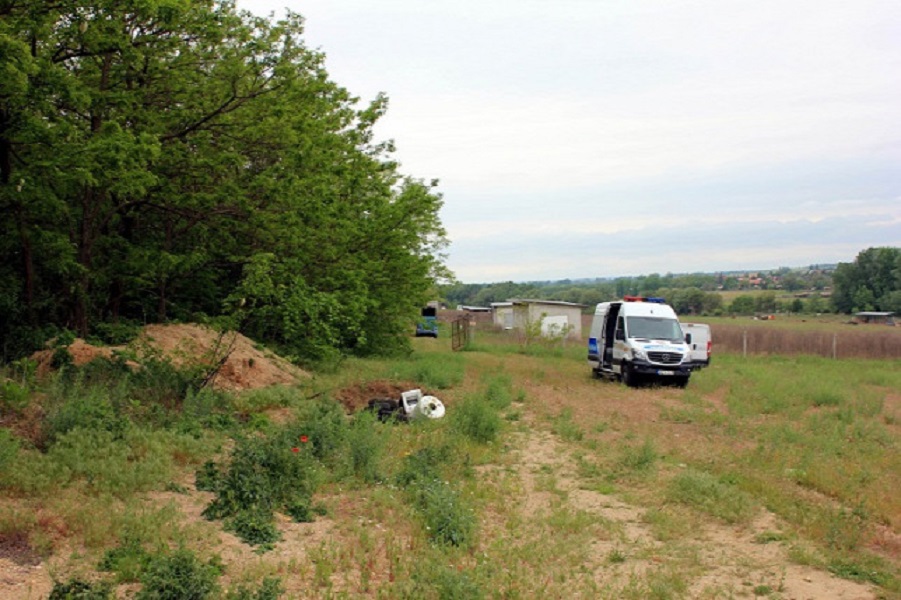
[631,347,647,360]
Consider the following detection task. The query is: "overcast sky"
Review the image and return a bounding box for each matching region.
[238,0,901,282]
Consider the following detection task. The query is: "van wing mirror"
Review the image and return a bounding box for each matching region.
[685,333,692,344]
[615,329,625,341]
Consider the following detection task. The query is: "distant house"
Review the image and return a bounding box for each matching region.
[504,299,585,339]
[854,311,896,326]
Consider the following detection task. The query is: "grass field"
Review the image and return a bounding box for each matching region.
[0,324,899,599]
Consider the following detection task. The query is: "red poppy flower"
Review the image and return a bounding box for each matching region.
[291,447,299,453]
[300,435,309,443]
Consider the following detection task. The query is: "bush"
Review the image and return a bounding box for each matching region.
[200,427,320,547]
[43,386,128,448]
[136,548,221,600]
[48,578,113,599]
[99,536,152,582]
[0,379,30,415]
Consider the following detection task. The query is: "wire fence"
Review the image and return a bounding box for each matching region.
[711,325,901,360]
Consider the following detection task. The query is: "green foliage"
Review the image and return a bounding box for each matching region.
[0,378,30,415]
[832,247,901,313]
[224,578,284,600]
[43,386,129,447]
[431,565,483,599]
[346,410,386,483]
[395,446,475,548]
[48,578,113,600]
[666,470,755,524]
[136,548,222,600]
[0,429,20,474]
[550,408,584,442]
[482,373,513,410]
[0,1,449,363]
[385,352,466,390]
[617,439,658,474]
[99,537,152,582]
[293,398,349,464]
[200,427,320,547]
[452,395,502,444]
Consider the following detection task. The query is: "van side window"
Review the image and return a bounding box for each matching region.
[615,317,625,339]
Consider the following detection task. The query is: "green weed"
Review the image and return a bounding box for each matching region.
[452,395,502,444]
[551,408,583,442]
[666,469,755,524]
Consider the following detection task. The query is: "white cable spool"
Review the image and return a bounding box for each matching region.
[416,395,445,419]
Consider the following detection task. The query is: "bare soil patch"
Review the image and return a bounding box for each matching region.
[333,380,439,414]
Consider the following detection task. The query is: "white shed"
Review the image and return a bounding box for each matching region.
[491,302,514,329]
[508,299,585,340]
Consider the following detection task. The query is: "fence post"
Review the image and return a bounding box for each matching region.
[743,329,748,357]
[832,333,837,360]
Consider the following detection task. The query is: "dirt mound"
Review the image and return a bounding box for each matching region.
[30,324,308,392]
[334,380,438,414]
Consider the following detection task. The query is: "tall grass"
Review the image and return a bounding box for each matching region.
[711,322,901,359]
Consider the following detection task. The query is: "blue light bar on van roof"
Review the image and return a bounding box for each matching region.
[623,295,666,304]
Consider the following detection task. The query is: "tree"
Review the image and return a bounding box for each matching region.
[831,247,901,313]
[729,295,756,315]
[0,2,450,361]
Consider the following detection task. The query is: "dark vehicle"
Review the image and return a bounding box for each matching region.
[415,306,438,338]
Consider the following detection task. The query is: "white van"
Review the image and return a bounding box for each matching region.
[587,296,694,387]
[680,322,711,369]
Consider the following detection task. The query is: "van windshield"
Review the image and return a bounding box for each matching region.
[626,317,683,342]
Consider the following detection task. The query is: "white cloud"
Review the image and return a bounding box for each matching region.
[239,0,901,280]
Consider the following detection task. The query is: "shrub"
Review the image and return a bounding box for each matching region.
[99,536,152,582]
[419,479,476,548]
[0,379,30,415]
[48,578,113,599]
[200,428,319,548]
[136,548,221,600]
[43,387,128,448]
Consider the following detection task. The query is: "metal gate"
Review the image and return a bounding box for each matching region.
[451,317,471,351]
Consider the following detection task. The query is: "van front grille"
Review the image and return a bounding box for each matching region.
[648,352,683,365]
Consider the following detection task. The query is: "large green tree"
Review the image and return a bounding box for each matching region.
[0,1,448,361]
[831,247,901,313]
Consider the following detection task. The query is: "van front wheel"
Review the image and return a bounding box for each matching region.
[622,364,637,387]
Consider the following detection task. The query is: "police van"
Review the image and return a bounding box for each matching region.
[587,296,694,387]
